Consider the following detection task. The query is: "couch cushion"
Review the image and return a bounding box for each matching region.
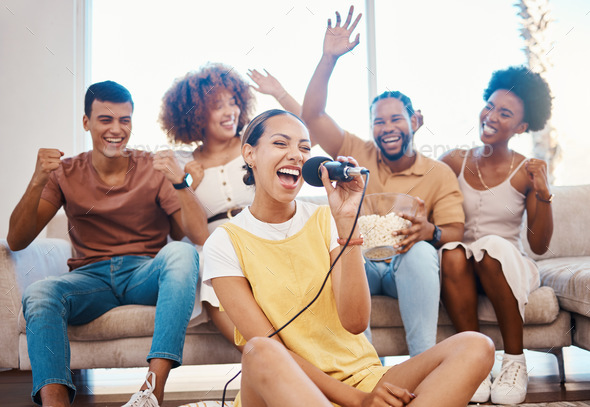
[513,286,560,324]
[539,256,590,316]
[19,304,222,340]
[3,238,72,298]
[19,286,560,339]
[370,286,559,328]
[522,185,590,261]
[17,283,562,341]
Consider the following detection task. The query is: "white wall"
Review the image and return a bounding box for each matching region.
[0,0,87,239]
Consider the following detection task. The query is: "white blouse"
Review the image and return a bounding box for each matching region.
[176,150,255,232]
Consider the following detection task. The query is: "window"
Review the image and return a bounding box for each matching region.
[372,0,590,185]
[91,0,590,185]
[374,0,527,158]
[91,0,369,153]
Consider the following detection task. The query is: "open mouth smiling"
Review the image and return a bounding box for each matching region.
[277,167,301,187]
[381,135,401,144]
[482,123,497,135]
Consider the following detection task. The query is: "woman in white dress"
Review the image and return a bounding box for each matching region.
[439,66,554,405]
[159,62,301,343]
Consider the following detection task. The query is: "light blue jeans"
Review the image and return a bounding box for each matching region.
[22,241,199,405]
[364,241,440,357]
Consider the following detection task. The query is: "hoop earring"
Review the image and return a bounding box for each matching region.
[247,162,253,168]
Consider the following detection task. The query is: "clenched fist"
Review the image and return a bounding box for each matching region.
[184,160,205,190]
[153,150,184,185]
[33,148,64,186]
[525,158,550,199]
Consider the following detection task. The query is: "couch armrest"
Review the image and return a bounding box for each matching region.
[1,239,73,298]
[0,238,72,367]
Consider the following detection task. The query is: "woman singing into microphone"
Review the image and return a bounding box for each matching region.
[203,109,494,406]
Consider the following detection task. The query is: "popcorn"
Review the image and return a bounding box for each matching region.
[357,212,411,259]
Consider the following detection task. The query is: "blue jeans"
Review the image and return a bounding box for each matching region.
[21,241,199,405]
[364,241,440,357]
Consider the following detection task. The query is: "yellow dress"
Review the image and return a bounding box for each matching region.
[221,206,388,406]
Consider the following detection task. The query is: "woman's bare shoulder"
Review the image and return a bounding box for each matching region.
[439,148,470,176]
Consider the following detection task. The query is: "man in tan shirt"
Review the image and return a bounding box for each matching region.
[302,7,464,356]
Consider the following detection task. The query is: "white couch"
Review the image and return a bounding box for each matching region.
[1,185,589,383]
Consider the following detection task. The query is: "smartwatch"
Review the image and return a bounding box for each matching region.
[427,225,442,246]
[173,173,193,190]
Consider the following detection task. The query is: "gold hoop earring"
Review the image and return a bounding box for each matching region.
[247,162,253,168]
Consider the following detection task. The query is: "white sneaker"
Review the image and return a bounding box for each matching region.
[471,373,492,403]
[491,355,528,405]
[122,371,159,407]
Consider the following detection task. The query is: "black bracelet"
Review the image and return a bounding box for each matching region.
[535,192,554,203]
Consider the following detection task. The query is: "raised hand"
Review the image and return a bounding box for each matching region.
[184,159,205,189]
[247,69,285,99]
[393,198,431,253]
[323,6,362,59]
[525,158,550,199]
[153,150,185,185]
[33,148,64,186]
[360,381,415,407]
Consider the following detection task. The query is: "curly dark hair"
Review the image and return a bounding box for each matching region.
[483,66,552,132]
[159,63,255,144]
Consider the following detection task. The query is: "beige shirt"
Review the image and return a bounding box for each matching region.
[41,151,181,270]
[338,131,464,226]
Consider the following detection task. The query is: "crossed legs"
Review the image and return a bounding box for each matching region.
[380,332,494,406]
[241,332,493,407]
[240,337,333,407]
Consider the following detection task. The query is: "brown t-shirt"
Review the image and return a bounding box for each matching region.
[338,132,464,226]
[41,151,181,270]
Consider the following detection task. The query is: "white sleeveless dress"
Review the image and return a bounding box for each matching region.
[440,153,540,320]
[175,150,255,326]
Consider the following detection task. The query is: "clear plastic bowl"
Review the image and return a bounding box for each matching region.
[357,193,419,261]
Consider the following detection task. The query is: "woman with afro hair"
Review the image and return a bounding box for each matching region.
[439,66,554,405]
[159,62,300,346]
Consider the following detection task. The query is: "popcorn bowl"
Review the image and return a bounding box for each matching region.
[357,193,419,261]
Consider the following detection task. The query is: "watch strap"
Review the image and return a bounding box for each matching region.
[173,173,190,190]
[426,224,441,246]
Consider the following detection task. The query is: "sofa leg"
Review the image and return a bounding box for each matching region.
[544,347,566,385]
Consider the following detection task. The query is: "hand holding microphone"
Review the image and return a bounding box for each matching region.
[304,156,368,231]
[302,156,369,187]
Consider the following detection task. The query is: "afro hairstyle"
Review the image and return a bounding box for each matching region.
[483,66,552,132]
[159,62,255,144]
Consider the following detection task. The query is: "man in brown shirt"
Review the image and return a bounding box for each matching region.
[7,81,209,407]
[302,7,464,356]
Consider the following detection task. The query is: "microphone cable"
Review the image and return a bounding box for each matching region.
[221,172,370,405]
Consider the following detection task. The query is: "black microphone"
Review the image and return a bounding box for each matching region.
[302,156,369,187]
